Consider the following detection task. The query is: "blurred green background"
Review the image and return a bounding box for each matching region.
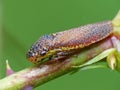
[1,0,120,90]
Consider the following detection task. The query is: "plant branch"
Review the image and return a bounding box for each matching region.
[0,37,115,90]
[0,10,120,90]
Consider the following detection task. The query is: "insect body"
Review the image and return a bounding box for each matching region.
[27,21,113,63]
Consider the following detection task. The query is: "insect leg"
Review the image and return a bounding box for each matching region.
[49,50,79,61]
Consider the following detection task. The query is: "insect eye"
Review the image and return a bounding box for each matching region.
[40,51,46,56]
[27,51,34,58]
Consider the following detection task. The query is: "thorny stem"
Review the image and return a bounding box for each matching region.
[0,37,117,90]
[0,10,120,90]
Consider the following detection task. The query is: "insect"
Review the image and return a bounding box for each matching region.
[26,21,113,64]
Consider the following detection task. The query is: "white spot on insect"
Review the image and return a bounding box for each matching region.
[32,53,35,56]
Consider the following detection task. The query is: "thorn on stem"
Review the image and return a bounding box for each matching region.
[6,60,14,76]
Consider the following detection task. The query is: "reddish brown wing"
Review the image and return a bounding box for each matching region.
[53,21,113,49]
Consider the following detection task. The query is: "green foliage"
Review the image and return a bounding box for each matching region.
[2,0,120,90]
